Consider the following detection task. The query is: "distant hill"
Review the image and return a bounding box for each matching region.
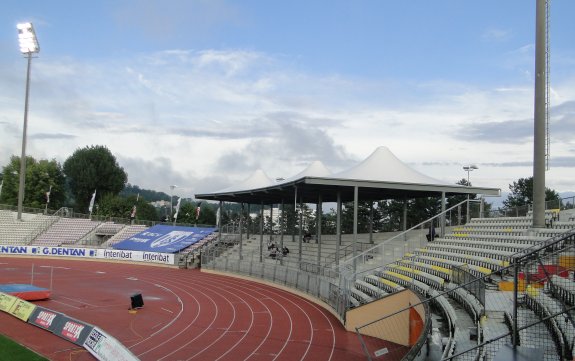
[121,183,170,202]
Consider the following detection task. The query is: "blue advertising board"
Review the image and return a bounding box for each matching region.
[112,225,215,253]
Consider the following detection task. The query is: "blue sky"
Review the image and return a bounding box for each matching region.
[1,0,574,201]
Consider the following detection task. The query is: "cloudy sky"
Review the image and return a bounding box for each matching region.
[1,0,574,201]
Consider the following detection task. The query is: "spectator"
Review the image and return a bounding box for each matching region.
[303,231,312,243]
[426,225,436,242]
[282,246,290,257]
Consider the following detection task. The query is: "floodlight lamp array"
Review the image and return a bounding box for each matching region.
[17,22,40,54]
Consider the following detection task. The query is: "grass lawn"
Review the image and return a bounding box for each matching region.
[0,334,48,361]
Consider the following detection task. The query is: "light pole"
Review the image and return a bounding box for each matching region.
[463,164,478,223]
[463,164,478,185]
[16,22,40,221]
[170,185,178,218]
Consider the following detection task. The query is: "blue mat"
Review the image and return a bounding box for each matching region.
[0,283,50,300]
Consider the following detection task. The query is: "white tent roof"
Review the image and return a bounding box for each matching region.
[330,146,447,185]
[281,161,331,183]
[213,169,274,193]
[196,146,500,203]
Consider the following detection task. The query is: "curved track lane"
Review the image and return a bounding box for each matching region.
[0,257,366,361]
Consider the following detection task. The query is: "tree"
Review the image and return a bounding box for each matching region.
[63,145,127,213]
[503,176,560,209]
[0,155,66,210]
[94,194,159,221]
[121,183,169,202]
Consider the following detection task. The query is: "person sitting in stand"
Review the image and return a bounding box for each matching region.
[303,231,312,243]
[426,224,436,242]
[282,246,290,257]
[269,247,278,259]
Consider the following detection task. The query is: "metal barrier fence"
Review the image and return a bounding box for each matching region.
[485,195,575,219]
[201,241,347,315]
[353,227,575,361]
[452,264,486,307]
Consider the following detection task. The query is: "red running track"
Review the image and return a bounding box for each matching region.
[0,257,366,361]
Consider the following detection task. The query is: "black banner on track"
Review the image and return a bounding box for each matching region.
[51,316,93,346]
[28,306,64,333]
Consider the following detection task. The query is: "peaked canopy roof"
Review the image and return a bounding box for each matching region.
[195,147,500,204]
[280,160,331,183]
[331,146,447,185]
[211,169,274,193]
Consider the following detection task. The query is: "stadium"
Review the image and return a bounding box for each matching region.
[2,141,575,360]
[2,1,575,361]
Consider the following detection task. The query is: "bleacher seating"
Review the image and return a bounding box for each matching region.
[445,283,484,322]
[179,232,218,254]
[525,285,575,358]
[550,275,575,306]
[102,224,148,247]
[94,222,125,236]
[0,212,58,245]
[33,218,101,246]
[385,263,445,290]
[363,274,404,293]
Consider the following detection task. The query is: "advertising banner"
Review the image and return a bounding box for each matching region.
[0,292,18,313]
[28,307,64,332]
[0,245,175,266]
[84,327,139,361]
[9,299,36,321]
[112,225,215,253]
[52,316,93,346]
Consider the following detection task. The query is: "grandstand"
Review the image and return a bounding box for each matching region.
[187,142,575,359]
[199,201,575,360]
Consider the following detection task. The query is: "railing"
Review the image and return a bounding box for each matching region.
[323,241,375,267]
[201,240,343,312]
[441,229,575,360]
[338,199,480,276]
[485,195,575,219]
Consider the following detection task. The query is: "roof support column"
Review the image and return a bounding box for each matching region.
[259,202,264,263]
[441,192,446,237]
[316,193,322,271]
[466,195,471,224]
[299,198,303,264]
[218,201,223,243]
[353,186,358,273]
[336,190,342,266]
[246,204,251,239]
[292,186,297,243]
[269,204,274,244]
[280,199,284,266]
[403,198,408,242]
[239,203,244,260]
[369,201,374,244]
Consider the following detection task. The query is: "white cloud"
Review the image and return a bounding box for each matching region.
[481,28,512,42]
[1,46,574,196]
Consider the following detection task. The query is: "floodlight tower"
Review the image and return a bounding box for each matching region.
[16,22,40,221]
